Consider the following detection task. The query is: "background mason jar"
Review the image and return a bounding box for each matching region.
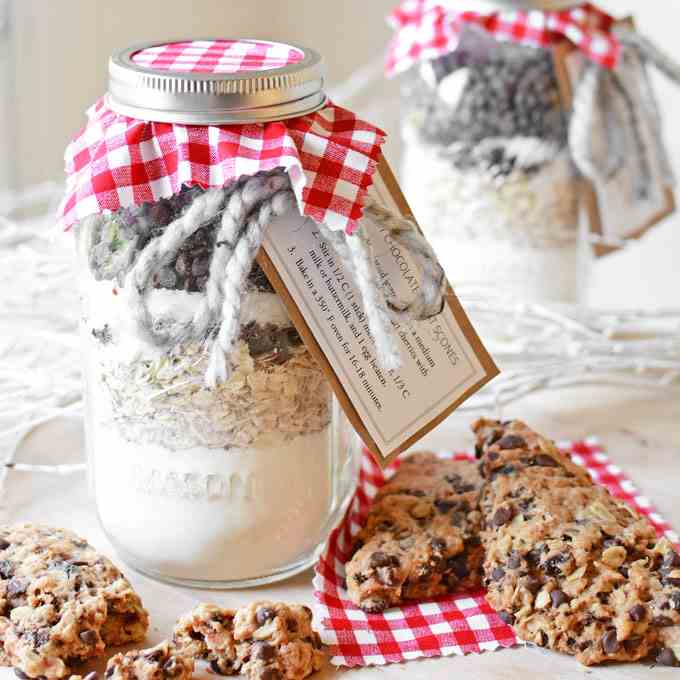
[400,24,584,304]
[75,181,360,588]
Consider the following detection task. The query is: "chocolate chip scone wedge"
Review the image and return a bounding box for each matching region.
[173,601,326,680]
[105,641,193,680]
[0,523,149,679]
[346,453,484,613]
[474,418,680,667]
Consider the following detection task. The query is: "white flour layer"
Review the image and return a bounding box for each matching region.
[92,426,333,581]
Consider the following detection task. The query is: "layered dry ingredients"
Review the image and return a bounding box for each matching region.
[401,31,581,301]
[78,184,349,582]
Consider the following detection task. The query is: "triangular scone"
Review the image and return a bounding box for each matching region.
[474,418,680,667]
[346,453,484,613]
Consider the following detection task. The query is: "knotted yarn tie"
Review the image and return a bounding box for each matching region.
[123,171,447,387]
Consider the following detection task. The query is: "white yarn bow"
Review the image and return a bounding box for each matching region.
[124,170,446,387]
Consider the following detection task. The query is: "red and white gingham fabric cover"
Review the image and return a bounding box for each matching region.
[386,1,620,77]
[58,40,386,235]
[130,39,304,73]
[314,438,680,666]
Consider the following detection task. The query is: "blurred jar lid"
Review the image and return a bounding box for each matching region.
[108,38,326,124]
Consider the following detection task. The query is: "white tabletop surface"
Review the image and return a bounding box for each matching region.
[6,378,680,680]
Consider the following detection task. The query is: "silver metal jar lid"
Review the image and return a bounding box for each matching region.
[108,39,327,124]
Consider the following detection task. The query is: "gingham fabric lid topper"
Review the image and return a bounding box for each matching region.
[385,1,621,76]
[58,39,386,234]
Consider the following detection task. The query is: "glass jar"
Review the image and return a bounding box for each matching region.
[75,182,359,587]
[66,40,363,588]
[400,23,582,303]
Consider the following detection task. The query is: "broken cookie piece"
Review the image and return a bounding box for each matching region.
[346,453,484,613]
[0,523,148,679]
[173,601,325,680]
[474,418,680,666]
[105,641,192,680]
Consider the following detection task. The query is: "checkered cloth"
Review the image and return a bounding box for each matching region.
[58,40,385,234]
[131,39,304,73]
[386,1,620,76]
[313,438,679,666]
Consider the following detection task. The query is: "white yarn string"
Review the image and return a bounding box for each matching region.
[125,188,226,346]
[206,188,296,387]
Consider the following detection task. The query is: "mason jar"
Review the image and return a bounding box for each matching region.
[398,4,583,303]
[67,40,361,588]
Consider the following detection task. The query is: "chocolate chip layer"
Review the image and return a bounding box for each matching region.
[474,418,680,667]
[346,454,484,613]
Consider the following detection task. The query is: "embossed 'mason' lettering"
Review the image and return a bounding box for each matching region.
[130,465,255,502]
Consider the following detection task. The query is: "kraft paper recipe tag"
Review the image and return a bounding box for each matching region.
[257,157,498,466]
[553,20,675,257]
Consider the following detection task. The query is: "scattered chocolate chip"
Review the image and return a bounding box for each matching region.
[628,604,646,622]
[434,499,455,514]
[210,659,233,675]
[79,630,98,646]
[524,576,542,595]
[474,443,484,459]
[105,667,115,678]
[14,670,29,680]
[499,611,515,625]
[492,506,514,527]
[144,649,163,662]
[543,553,567,576]
[447,555,469,580]
[444,473,462,485]
[657,648,678,667]
[0,539,9,551]
[260,669,282,680]
[491,567,505,581]
[601,630,620,655]
[497,435,526,450]
[485,431,502,448]
[536,631,548,647]
[286,618,298,632]
[618,566,629,578]
[369,552,399,568]
[487,452,500,462]
[532,454,558,467]
[362,598,388,614]
[525,549,541,567]
[550,590,568,608]
[507,551,521,569]
[251,641,276,662]
[652,615,674,627]
[255,607,276,626]
[623,637,642,653]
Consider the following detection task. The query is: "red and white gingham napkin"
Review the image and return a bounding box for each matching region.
[386,1,620,77]
[313,438,680,667]
[58,40,385,235]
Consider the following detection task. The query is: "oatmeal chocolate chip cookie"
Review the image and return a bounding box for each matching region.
[173,603,239,675]
[474,418,680,667]
[104,641,192,680]
[346,454,484,613]
[0,523,148,679]
[173,601,325,680]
